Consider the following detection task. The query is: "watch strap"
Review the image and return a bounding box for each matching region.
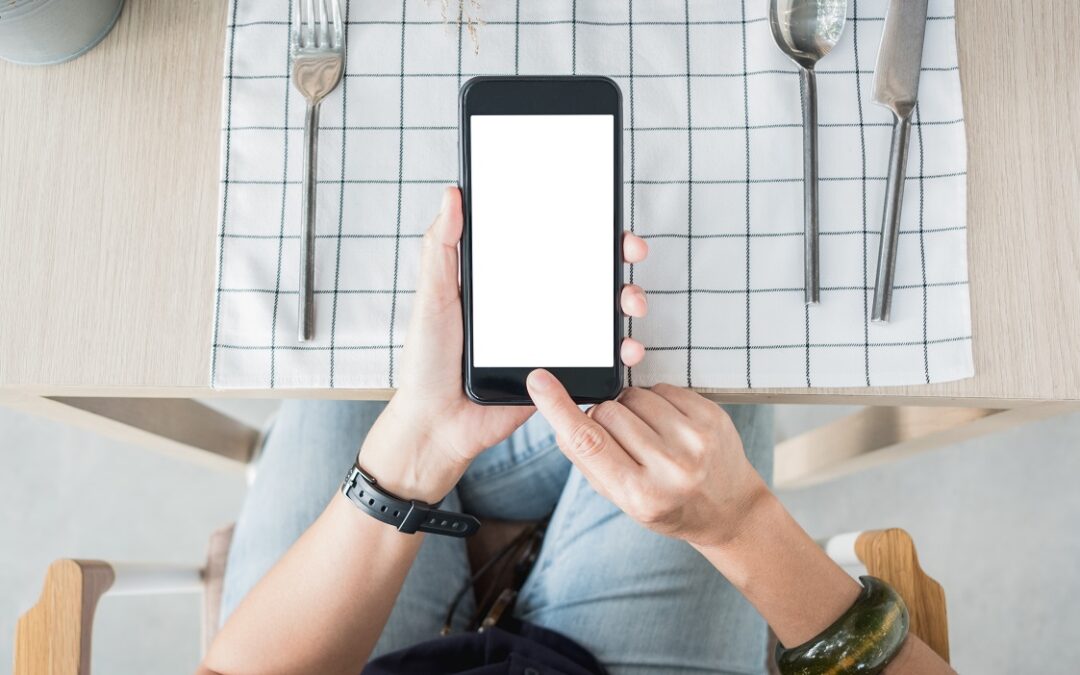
[341,463,481,537]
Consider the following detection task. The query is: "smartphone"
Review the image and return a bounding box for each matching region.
[459,76,624,405]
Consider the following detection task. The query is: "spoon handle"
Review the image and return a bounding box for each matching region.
[800,67,820,305]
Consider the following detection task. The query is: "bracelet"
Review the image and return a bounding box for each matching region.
[775,576,909,675]
[340,462,481,538]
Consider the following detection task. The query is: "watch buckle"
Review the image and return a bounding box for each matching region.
[398,502,427,534]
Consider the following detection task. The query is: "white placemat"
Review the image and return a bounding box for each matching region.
[211,0,972,389]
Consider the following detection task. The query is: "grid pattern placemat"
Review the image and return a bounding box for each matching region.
[212,0,973,389]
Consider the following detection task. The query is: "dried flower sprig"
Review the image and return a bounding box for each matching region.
[430,0,485,54]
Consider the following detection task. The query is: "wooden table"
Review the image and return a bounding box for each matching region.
[2,0,1078,487]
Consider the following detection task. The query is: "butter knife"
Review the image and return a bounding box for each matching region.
[870,0,929,322]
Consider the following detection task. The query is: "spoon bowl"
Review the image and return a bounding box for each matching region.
[769,0,848,69]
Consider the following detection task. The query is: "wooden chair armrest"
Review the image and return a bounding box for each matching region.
[822,528,950,660]
[15,559,206,675]
[15,559,115,675]
[202,524,236,651]
[853,528,950,663]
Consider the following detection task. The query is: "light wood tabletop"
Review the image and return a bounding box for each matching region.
[1,0,1078,409]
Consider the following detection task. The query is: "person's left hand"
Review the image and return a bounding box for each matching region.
[359,187,650,502]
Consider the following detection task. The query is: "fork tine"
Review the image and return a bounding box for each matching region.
[297,0,308,48]
[317,0,329,49]
[303,0,316,48]
[330,0,344,49]
[291,0,302,47]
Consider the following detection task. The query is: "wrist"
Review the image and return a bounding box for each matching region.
[694,486,864,648]
[692,482,780,557]
[684,467,772,550]
[358,402,468,504]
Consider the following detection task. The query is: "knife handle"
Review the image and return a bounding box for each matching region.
[800,67,820,305]
[871,112,913,323]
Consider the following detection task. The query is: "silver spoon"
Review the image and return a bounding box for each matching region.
[768,0,848,305]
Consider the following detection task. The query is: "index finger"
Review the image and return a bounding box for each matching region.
[526,370,641,487]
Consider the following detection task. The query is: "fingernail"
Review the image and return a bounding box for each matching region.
[527,369,552,392]
[439,187,453,215]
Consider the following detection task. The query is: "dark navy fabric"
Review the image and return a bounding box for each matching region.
[363,619,606,675]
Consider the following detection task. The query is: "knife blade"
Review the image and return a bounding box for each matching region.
[872,0,929,116]
[870,0,929,322]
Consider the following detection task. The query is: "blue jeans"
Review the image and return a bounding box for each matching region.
[221,401,773,674]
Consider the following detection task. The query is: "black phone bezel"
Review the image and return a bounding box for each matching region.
[459,76,624,405]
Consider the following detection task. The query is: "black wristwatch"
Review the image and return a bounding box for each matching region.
[340,462,481,538]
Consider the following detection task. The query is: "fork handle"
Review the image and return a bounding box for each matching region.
[299,101,320,342]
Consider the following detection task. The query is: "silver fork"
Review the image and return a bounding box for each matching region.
[291,0,345,341]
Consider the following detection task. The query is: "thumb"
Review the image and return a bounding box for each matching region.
[431,186,463,246]
[417,187,463,308]
[526,370,639,484]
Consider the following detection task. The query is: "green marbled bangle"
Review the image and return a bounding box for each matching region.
[775,575,910,675]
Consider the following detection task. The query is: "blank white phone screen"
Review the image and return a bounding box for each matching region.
[470,114,614,368]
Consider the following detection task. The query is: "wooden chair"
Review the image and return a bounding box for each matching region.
[14,525,948,675]
[14,524,235,675]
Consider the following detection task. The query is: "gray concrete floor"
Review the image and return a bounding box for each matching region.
[2,401,1077,673]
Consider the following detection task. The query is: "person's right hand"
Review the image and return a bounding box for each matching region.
[526,370,768,548]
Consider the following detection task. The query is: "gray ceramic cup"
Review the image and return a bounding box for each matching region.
[0,0,126,65]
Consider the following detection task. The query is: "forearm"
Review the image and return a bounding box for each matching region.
[695,488,861,647]
[201,493,423,675]
[695,489,954,674]
[200,411,462,675]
